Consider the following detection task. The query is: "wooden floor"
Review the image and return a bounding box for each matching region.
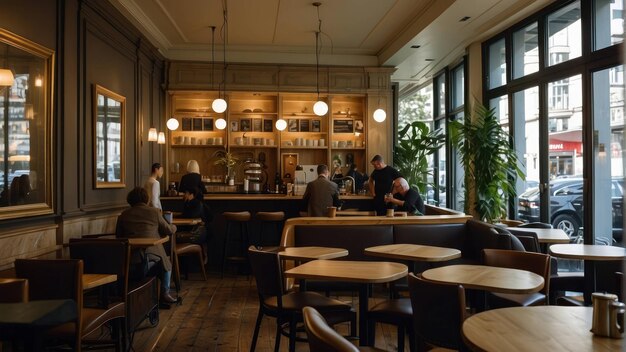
[128,271,408,352]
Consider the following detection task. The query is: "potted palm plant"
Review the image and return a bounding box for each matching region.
[393,120,444,195]
[449,101,524,223]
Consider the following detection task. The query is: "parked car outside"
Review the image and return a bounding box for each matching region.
[517,177,623,243]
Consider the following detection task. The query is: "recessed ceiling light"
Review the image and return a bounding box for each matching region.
[411,45,421,49]
[425,58,434,62]
[459,16,471,22]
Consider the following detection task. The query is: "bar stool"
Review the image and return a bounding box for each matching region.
[222,211,252,275]
[255,211,285,247]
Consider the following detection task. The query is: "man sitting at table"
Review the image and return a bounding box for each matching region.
[303,164,341,216]
[115,187,178,304]
[385,177,425,215]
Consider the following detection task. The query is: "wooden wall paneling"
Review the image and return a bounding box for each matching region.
[60,212,120,243]
[0,225,58,270]
[80,15,137,211]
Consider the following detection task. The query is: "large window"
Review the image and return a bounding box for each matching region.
[484,0,624,287]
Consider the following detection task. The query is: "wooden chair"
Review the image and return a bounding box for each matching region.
[14,259,84,352]
[248,246,356,352]
[408,273,466,351]
[0,278,28,303]
[482,249,550,308]
[367,298,413,351]
[303,306,385,352]
[176,242,207,281]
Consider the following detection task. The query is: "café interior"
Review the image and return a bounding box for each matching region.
[0,0,625,351]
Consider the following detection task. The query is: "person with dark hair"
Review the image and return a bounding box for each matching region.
[385,177,425,215]
[302,164,341,216]
[144,162,164,210]
[116,187,178,304]
[369,154,401,215]
[347,163,368,192]
[179,187,213,243]
[178,160,204,194]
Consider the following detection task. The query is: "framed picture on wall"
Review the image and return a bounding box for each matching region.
[355,119,364,133]
[312,119,321,132]
[203,118,214,131]
[192,118,203,131]
[181,117,192,131]
[299,119,310,132]
[288,119,298,132]
[240,118,251,132]
[230,120,239,132]
[263,119,273,132]
[333,119,353,133]
[252,118,263,132]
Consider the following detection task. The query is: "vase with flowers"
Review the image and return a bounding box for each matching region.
[213,150,239,185]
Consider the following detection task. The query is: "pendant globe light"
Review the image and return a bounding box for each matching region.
[373,107,387,122]
[312,2,328,116]
[207,25,226,129]
[212,2,228,114]
[166,118,179,130]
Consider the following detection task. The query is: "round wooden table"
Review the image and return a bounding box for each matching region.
[462,306,623,351]
[549,244,626,304]
[284,260,407,346]
[421,264,544,294]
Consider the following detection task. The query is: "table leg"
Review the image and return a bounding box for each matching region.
[584,260,595,305]
[358,284,371,346]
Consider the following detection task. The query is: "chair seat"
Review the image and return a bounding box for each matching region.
[48,302,125,338]
[556,295,585,306]
[176,243,202,255]
[263,292,352,313]
[488,292,546,308]
[223,211,251,221]
[368,298,412,323]
[256,211,285,222]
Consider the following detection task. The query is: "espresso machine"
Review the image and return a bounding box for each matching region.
[243,162,263,193]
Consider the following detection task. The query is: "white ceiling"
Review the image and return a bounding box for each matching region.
[109,0,551,90]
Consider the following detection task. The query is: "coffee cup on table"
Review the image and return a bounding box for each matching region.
[327,206,337,218]
[386,208,395,217]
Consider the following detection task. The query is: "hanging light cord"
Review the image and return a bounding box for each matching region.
[211,26,216,91]
[220,0,228,100]
[315,4,322,99]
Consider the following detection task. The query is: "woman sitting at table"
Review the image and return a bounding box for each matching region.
[384,177,424,215]
[178,187,213,245]
[115,187,178,304]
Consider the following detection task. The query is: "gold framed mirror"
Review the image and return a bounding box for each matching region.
[0,29,54,220]
[93,84,125,188]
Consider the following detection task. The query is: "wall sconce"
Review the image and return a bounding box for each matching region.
[276,118,287,131]
[157,132,166,144]
[215,118,227,130]
[148,127,158,142]
[34,76,43,87]
[0,69,14,87]
[166,118,179,130]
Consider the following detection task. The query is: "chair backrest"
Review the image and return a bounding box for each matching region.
[14,259,83,349]
[508,230,541,253]
[0,278,28,303]
[408,273,466,350]
[248,246,284,306]
[482,248,550,296]
[69,238,130,301]
[303,306,359,352]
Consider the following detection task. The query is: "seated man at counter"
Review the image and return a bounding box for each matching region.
[116,187,178,304]
[384,177,425,215]
[302,164,341,216]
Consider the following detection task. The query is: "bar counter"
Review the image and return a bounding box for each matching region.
[161,194,374,270]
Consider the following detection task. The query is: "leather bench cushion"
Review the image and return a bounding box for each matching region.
[294,225,394,261]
